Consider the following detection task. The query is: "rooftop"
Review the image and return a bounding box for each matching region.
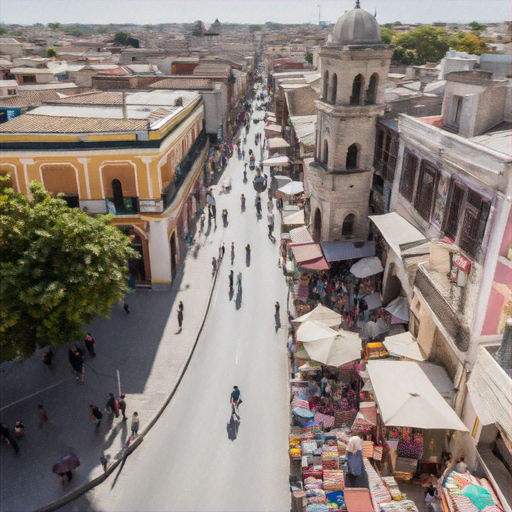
[470,128,512,157]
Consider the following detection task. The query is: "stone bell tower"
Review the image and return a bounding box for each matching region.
[307,1,392,242]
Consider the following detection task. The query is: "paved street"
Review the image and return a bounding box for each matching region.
[61,101,290,511]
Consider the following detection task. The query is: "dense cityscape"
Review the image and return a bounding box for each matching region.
[0,2,511,512]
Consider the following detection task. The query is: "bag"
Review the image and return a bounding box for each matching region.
[238,399,243,406]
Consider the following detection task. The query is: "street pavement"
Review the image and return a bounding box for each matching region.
[59,98,291,511]
[1,94,291,512]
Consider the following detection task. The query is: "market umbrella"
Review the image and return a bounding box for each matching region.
[360,318,389,341]
[298,362,323,371]
[385,296,410,323]
[278,181,304,196]
[293,304,342,328]
[303,330,361,367]
[350,256,383,278]
[296,320,339,343]
[52,453,80,475]
[294,348,310,360]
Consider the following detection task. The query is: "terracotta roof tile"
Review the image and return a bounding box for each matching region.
[0,88,94,108]
[149,78,214,90]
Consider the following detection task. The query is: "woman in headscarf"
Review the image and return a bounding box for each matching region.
[345,435,367,488]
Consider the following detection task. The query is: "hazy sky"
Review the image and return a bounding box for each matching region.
[1,0,510,26]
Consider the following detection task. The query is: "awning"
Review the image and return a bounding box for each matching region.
[290,226,313,244]
[297,319,339,343]
[385,296,410,322]
[290,242,323,263]
[264,123,282,133]
[278,181,304,195]
[293,304,342,328]
[367,360,469,431]
[350,256,383,278]
[268,137,290,149]
[304,331,361,367]
[300,256,329,271]
[369,212,426,256]
[384,331,425,361]
[363,292,382,311]
[282,209,305,226]
[263,156,290,167]
[320,241,376,263]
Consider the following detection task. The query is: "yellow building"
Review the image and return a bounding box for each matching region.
[0,90,210,290]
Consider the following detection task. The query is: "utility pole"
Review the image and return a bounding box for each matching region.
[318,4,321,25]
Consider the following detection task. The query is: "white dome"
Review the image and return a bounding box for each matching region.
[332,1,381,45]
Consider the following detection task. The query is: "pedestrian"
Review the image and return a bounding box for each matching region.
[100,453,111,472]
[105,392,120,421]
[118,394,127,421]
[90,404,103,433]
[231,242,235,265]
[14,420,25,439]
[275,301,280,316]
[123,301,130,314]
[200,212,205,231]
[178,301,184,313]
[84,332,96,358]
[212,256,217,275]
[219,242,224,260]
[41,348,54,369]
[229,270,234,291]
[236,272,242,292]
[267,211,275,238]
[38,404,49,429]
[1,423,19,454]
[230,386,242,417]
[177,308,184,331]
[68,345,85,383]
[131,412,140,437]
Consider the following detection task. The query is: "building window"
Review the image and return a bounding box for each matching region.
[399,151,418,202]
[111,179,124,212]
[350,74,364,106]
[323,70,329,100]
[22,75,36,83]
[331,73,337,104]
[323,140,329,166]
[342,214,355,237]
[375,130,385,161]
[346,144,359,170]
[442,183,491,258]
[452,95,464,127]
[366,73,378,104]
[8,89,16,96]
[414,161,439,222]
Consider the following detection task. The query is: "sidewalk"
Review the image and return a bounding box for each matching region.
[0,218,224,512]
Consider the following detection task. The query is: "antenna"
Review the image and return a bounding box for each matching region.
[318,4,321,25]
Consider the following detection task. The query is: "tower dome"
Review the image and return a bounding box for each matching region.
[332,1,381,45]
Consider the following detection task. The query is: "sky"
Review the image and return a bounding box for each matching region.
[1,0,510,26]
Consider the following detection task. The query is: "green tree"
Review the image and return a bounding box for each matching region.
[469,21,486,33]
[393,26,450,65]
[249,24,262,32]
[0,26,7,35]
[47,47,58,58]
[305,51,313,64]
[47,22,61,30]
[114,30,130,45]
[192,20,204,37]
[97,25,109,34]
[381,27,396,45]
[0,177,138,362]
[449,32,489,55]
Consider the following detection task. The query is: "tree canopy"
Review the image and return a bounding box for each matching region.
[449,32,489,55]
[392,26,450,65]
[469,21,486,33]
[305,51,313,64]
[47,47,58,58]
[47,22,61,30]
[113,31,139,47]
[0,177,138,362]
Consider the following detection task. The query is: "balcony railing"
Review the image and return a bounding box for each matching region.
[107,197,139,215]
[162,131,207,211]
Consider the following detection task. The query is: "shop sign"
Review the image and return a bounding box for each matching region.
[453,253,471,274]
[217,124,223,142]
[139,199,163,213]
[6,108,20,121]
[105,199,116,214]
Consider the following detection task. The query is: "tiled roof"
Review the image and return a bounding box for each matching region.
[0,88,94,108]
[149,78,214,90]
[285,86,318,116]
[470,129,512,157]
[47,91,125,105]
[0,115,148,134]
[289,115,317,148]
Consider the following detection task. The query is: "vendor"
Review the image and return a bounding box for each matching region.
[454,456,467,473]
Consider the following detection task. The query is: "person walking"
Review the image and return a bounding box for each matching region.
[41,348,55,369]
[68,345,85,383]
[212,256,217,275]
[200,212,205,232]
[231,242,235,265]
[123,301,130,314]
[105,392,119,425]
[229,270,234,292]
[218,242,224,260]
[1,423,19,454]
[240,194,246,210]
[118,394,127,421]
[90,405,103,434]
[38,404,49,429]
[131,412,140,437]
[14,420,25,439]
[267,211,275,238]
[85,333,96,358]
[177,308,184,332]
[275,301,280,316]
[230,386,242,417]
[236,272,243,292]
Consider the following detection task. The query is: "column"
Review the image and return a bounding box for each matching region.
[148,219,172,291]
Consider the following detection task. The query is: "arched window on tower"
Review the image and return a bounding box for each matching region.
[342,214,355,238]
[323,70,329,100]
[346,144,359,170]
[331,73,338,104]
[323,140,329,166]
[350,74,364,106]
[111,179,124,212]
[366,73,379,104]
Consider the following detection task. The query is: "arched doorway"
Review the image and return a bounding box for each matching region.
[170,232,177,278]
[323,70,329,100]
[323,140,329,166]
[111,179,124,212]
[350,74,364,106]
[366,73,379,104]
[346,144,359,170]
[313,208,322,243]
[129,235,146,281]
[342,214,355,238]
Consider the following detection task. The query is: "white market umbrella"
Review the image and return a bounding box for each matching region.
[298,362,323,371]
[385,296,410,323]
[263,156,290,167]
[360,318,389,341]
[278,181,304,196]
[303,330,361,367]
[293,304,342,328]
[350,257,383,278]
[384,332,425,361]
[296,320,339,343]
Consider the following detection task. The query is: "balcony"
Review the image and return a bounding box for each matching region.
[162,131,207,211]
[107,197,139,215]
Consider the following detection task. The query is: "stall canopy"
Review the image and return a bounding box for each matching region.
[350,256,384,278]
[303,329,362,367]
[297,319,338,343]
[263,156,290,167]
[290,243,329,271]
[293,304,342,328]
[385,295,410,322]
[363,292,382,311]
[290,226,313,244]
[282,210,305,226]
[369,212,426,257]
[383,331,425,361]
[264,123,282,133]
[320,241,375,263]
[360,318,389,341]
[367,360,469,431]
[278,181,304,195]
[268,137,291,150]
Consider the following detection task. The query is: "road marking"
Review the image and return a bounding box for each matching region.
[0,377,73,411]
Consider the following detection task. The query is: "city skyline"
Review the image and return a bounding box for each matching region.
[1,0,511,26]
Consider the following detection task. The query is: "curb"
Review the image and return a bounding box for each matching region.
[36,262,221,512]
